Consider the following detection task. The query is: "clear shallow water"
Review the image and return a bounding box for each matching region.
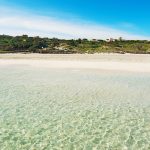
[0,65,150,149]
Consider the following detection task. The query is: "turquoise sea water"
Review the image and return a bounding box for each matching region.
[0,65,150,150]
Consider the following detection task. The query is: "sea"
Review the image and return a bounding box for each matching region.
[0,64,150,149]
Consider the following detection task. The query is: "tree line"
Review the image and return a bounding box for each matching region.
[0,35,150,54]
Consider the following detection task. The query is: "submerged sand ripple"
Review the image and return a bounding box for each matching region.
[0,63,150,149]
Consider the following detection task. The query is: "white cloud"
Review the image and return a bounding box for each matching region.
[0,7,150,40]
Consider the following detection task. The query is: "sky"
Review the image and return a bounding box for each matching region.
[0,0,150,40]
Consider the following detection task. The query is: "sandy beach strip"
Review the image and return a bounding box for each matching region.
[0,54,150,73]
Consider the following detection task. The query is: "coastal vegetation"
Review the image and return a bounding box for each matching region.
[1,35,150,54]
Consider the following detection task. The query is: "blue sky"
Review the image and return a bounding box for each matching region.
[0,0,150,39]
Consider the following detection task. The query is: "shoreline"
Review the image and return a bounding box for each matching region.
[0,53,150,61]
[0,53,150,73]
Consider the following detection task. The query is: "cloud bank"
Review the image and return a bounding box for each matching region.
[0,7,150,40]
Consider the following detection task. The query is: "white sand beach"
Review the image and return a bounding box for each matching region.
[0,53,150,73]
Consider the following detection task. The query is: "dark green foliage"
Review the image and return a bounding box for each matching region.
[0,35,48,53]
[0,35,150,54]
